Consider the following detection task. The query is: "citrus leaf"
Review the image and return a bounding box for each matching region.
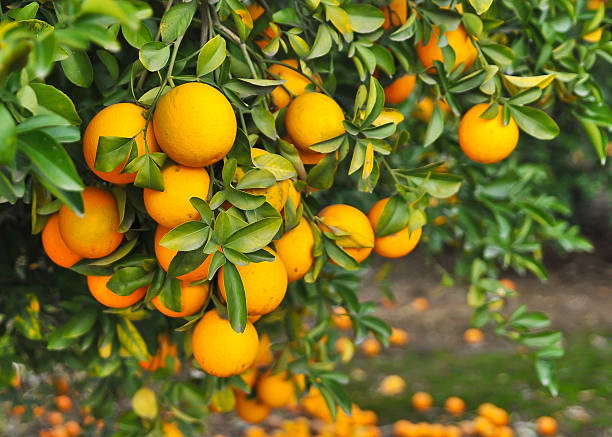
[508,105,559,140]
[139,41,170,72]
[159,221,209,251]
[224,217,282,253]
[197,35,227,76]
[116,318,149,361]
[223,262,247,333]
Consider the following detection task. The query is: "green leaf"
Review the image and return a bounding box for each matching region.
[272,8,299,26]
[134,155,164,191]
[94,136,135,172]
[116,318,149,361]
[408,172,462,198]
[18,131,83,192]
[122,22,152,49]
[252,152,297,180]
[29,83,81,125]
[222,262,247,333]
[579,119,607,165]
[160,1,196,43]
[157,276,182,312]
[139,41,170,72]
[309,24,332,60]
[323,239,360,270]
[252,106,277,140]
[307,153,336,189]
[0,104,17,165]
[107,267,154,296]
[236,169,276,189]
[345,4,385,33]
[480,43,515,66]
[462,13,483,36]
[224,218,282,253]
[424,104,444,147]
[7,2,39,20]
[159,221,209,251]
[309,134,346,153]
[508,105,559,140]
[469,0,494,15]
[168,248,209,278]
[520,332,562,349]
[370,45,395,77]
[507,88,542,106]
[59,311,97,339]
[225,188,266,210]
[197,35,227,76]
[61,49,93,87]
[362,76,385,127]
[374,196,410,237]
[509,312,551,329]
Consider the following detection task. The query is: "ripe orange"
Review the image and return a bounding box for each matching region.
[464,328,484,344]
[46,411,64,426]
[474,416,496,437]
[458,103,519,164]
[152,281,209,317]
[257,371,296,408]
[285,180,301,209]
[301,388,332,422]
[153,82,236,167]
[191,310,259,377]
[412,297,429,312]
[34,406,45,417]
[55,395,73,412]
[154,225,213,282]
[389,327,409,346]
[161,422,183,437]
[413,97,451,122]
[65,420,81,436]
[269,60,313,109]
[499,278,516,291]
[82,103,159,184]
[382,0,408,29]
[536,416,558,436]
[285,92,345,151]
[235,392,271,424]
[384,74,416,105]
[393,420,414,437]
[244,426,267,437]
[361,337,381,357]
[241,149,292,211]
[446,425,462,437]
[87,275,146,308]
[143,164,210,229]
[417,25,477,73]
[11,405,25,416]
[50,426,69,437]
[445,396,466,416]
[332,306,353,330]
[298,147,328,165]
[317,204,374,263]
[275,217,315,282]
[58,187,123,259]
[412,392,433,412]
[218,249,288,315]
[496,426,515,437]
[253,333,274,367]
[42,214,82,268]
[368,198,422,258]
[484,406,509,426]
[379,375,406,396]
[247,2,265,20]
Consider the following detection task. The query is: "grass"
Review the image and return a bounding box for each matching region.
[344,332,612,436]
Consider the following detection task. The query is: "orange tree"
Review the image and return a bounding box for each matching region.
[0,0,610,434]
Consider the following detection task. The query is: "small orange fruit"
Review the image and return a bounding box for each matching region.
[152,281,209,318]
[318,204,375,263]
[361,337,381,357]
[247,2,265,20]
[384,74,416,105]
[389,328,409,346]
[484,406,509,426]
[412,297,429,312]
[235,392,271,424]
[458,103,519,164]
[161,421,183,437]
[87,275,146,308]
[257,371,296,408]
[46,411,64,426]
[445,396,466,416]
[58,187,123,259]
[50,426,69,437]
[474,416,496,437]
[34,406,46,417]
[218,249,288,315]
[298,147,328,165]
[42,214,82,268]
[464,328,484,344]
[332,306,353,330]
[413,97,451,123]
[191,310,259,377]
[153,82,237,167]
[82,103,159,184]
[368,198,422,258]
[143,165,210,229]
[496,426,515,437]
[268,60,313,109]
[498,278,516,291]
[239,367,258,389]
[393,419,414,437]
[446,425,462,437]
[417,25,477,73]
[379,375,406,396]
[275,217,315,282]
[412,392,433,412]
[536,416,558,436]
[11,405,25,416]
[382,0,408,29]
[253,333,274,367]
[55,395,73,412]
[65,420,81,436]
[154,225,213,282]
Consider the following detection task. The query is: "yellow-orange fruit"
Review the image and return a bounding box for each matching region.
[458,103,519,164]
[153,82,236,167]
[191,310,259,377]
[235,393,270,424]
[412,392,433,412]
[413,97,451,122]
[154,225,213,282]
[275,217,315,282]
[87,275,146,308]
[143,165,210,229]
[152,281,209,317]
[42,214,82,268]
[269,60,313,109]
[384,74,416,105]
[253,333,274,367]
[58,187,123,258]
[536,416,558,436]
[368,198,422,258]
[464,328,484,344]
[417,25,477,72]
[445,396,466,416]
[382,0,408,29]
[83,103,159,184]
[257,371,296,408]
[317,204,374,263]
[361,337,381,356]
[389,327,409,346]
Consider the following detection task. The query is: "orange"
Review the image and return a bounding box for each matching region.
[446,425,462,437]
[46,411,64,425]
[499,278,516,291]
[368,198,422,258]
[218,249,288,315]
[332,306,353,330]
[55,395,73,412]
[478,403,496,416]
[154,225,213,282]
[54,377,69,394]
[82,103,159,184]
[153,82,237,167]
[412,297,429,312]
[42,214,82,268]
[152,281,209,317]
[474,417,496,437]
[82,415,95,426]
[161,422,183,437]
[464,328,484,344]
[379,375,406,396]
[317,204,374,263]
[87,275,146,308]
[34,406,45,417]
[269,60,313,109]
[253,333,274,367]
[244,426,266,437]
[389,327,409,346]
[587,0,605,10]
[58,187,123,259]
[50,426,69,437]
[235,392,271,424]
[11,405,25,416]
[361,337,381,356]
[65,420,81,436]
[483,406,509,426]
[393,420,414,437]
[257,371,295,408]
[458,103,519,164]
[143,164,210,229]
[412,392,433,412]
[413,97,451,122]
[286,180,301,209]
[298,147,328,165]
[496,426,515,437]
[240,367,258,388]
[301,388,332,422]
[285,92,345,151]
[275,217,315,282]
[417,25,477,73]
[445,396,466,416]
[384,74,416,105]
[191,310,259,377]
[247,2,265,20]
[382,0,408,29]
[536,416,557,436]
